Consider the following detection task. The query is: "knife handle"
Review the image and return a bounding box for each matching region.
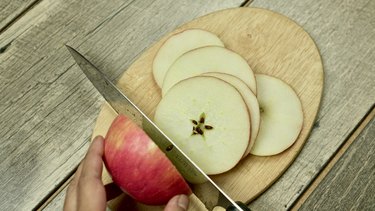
[226,201,251,211]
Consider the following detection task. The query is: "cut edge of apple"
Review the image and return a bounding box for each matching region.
[161,46,257,97]
[201,72,260,158]
[154,75,251,175]
[152,28,224,88]
[250,74,304,156]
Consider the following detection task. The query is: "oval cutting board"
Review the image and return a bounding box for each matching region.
[92,7,324,210]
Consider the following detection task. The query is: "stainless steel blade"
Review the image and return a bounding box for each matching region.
[66,45,247,211]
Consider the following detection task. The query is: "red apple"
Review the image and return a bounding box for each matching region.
[103,114,192,205]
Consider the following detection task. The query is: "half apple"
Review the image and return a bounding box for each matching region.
[103,114,192,205]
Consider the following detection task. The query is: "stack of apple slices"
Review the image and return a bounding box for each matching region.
[153,29,304,175]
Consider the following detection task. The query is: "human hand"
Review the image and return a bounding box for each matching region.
[63,135,189,211]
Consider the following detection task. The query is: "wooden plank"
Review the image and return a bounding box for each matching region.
[0,0,245,210]
[247,0,375,210]
[299,108,375,210]
[0,0,40,33]
[293,106,375,210]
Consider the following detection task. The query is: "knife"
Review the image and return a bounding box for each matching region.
[66,45,250,211]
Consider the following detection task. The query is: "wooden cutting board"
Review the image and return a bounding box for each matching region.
[92,7,324,210]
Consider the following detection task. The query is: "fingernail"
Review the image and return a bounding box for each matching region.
[177,195,189,210]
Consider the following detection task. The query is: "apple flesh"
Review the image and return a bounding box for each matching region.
[201,72,260,157]
[153,29,224,87]
[161,46,257,97]
[250,74,304,156]
[154,76,251,174]
[103,114,192,205]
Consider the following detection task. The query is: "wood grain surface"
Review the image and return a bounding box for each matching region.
[292,107,375,210]
[0,1,245,210]
[1,0,374,210]
[0,0,39,32]
[248,0,375,210]
[93,7,323,209]
[300,111,375,210]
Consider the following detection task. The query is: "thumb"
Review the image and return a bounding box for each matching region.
[164,195,189,211]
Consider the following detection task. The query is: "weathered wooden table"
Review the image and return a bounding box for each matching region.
[1,0,374,210]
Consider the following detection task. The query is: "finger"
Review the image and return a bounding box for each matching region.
[63,162,83,211]
[77,136,107,210]
[80,136,104,180]
[70,161,84,188]
[104,183,123,201]
[164,195,189,211]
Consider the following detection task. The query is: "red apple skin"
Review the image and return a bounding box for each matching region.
[103,114,192,205]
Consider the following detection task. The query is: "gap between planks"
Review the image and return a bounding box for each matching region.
[291,104,375,210]
[241,0,254,7]
[35,166,78,210]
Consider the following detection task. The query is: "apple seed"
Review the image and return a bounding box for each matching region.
[191,119,198,125]
[196,127,204,135]
[190,112,214,136]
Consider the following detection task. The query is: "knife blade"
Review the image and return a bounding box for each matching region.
[66,45,249,211]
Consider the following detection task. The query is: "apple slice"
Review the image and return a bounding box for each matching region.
[154,76,250,175]
[161,46,256,97]
[103,114,191,205]
[153,29,224,87]
[202,72,260,157]
[250,74,304,156]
